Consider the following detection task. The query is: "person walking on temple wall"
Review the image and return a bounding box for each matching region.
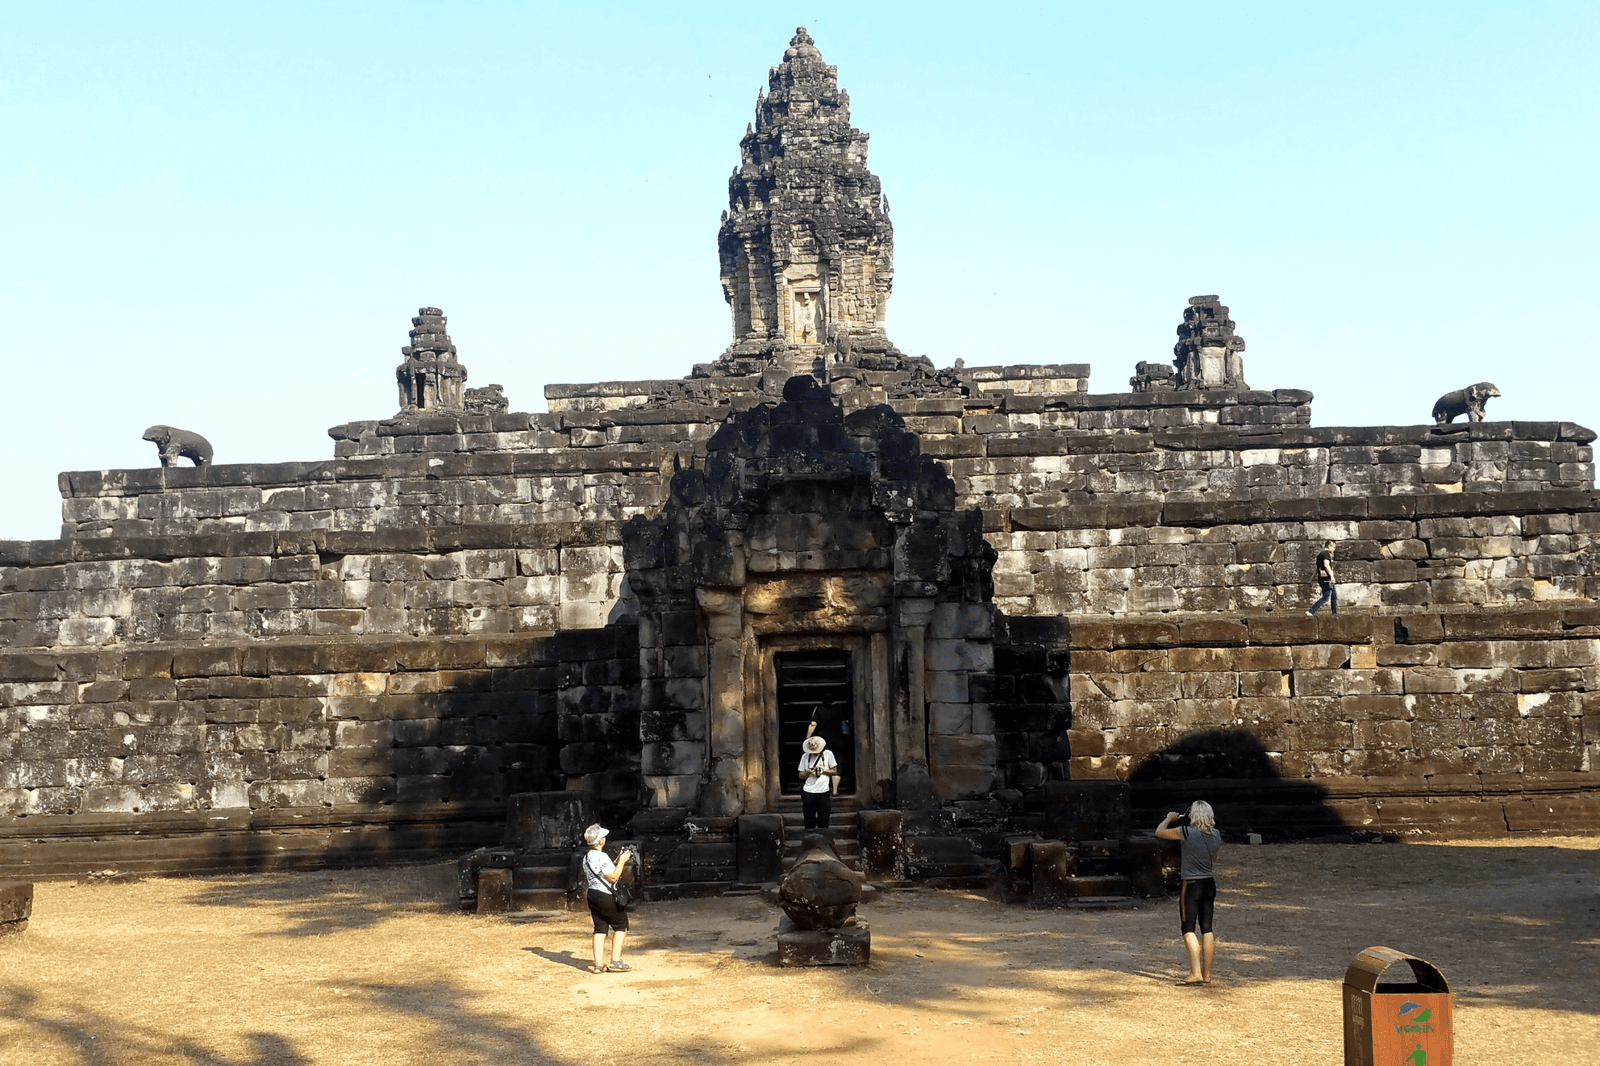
[799,735,838,830]
[1307,540,1338,616]
[1155,801,1224,985]
[581,824,633,974]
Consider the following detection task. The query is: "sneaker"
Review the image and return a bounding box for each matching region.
[607,960,632,972]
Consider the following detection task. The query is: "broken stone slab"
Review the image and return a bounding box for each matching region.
[0,881,33,934]
[476,868,513,915]
[776,915,870,967]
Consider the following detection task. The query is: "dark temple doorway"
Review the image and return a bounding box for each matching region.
[774,649,856,795]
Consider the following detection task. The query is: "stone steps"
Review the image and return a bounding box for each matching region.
[780,813,861,873]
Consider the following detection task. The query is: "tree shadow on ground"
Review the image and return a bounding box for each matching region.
[0,985,311,1066]
[179,861,459,936]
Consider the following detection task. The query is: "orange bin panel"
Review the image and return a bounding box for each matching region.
[1343,947,1453,1066]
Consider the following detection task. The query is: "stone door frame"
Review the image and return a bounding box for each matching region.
[755,632,890,811]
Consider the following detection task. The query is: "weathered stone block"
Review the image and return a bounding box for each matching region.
[777,920,870,966]
[736,814,785,884]
[0,881,33,932]
[476,867,513,914]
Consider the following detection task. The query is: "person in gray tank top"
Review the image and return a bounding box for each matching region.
[1156,800,1223,984]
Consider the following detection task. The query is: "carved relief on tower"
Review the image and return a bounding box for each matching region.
[782,263,826,346]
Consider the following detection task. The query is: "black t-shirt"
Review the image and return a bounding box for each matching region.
[809,702,850,736]
[1315,550,1334,583]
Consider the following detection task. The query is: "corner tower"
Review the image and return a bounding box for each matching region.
[717,28,897,373]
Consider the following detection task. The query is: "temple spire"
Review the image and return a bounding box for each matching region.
[715,28,897,373]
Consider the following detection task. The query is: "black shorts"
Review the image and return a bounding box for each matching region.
[588,889,629,933]
[1179,878,1216,935]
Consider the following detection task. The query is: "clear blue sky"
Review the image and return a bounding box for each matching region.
[3,2,1596,539]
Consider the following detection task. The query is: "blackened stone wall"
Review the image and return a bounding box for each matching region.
[0,627,638,877]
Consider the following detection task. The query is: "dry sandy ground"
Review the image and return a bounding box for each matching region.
[2,836,1596,1066]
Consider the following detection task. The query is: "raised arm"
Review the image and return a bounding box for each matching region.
[1154,811,1184,841]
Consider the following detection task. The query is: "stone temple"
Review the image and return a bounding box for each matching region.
[2,30,1597,898]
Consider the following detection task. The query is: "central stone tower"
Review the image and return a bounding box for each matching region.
[716,28,898,375]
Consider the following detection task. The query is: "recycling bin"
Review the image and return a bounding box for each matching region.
[1343,946,1452,1066]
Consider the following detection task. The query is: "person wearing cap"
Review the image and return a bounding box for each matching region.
[581,823,633,974]
[798,735,838,830]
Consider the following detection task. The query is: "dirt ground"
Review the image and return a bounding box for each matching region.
[2,836,1596,1066]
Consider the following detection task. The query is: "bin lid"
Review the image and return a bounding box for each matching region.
[1343,946,1450,994]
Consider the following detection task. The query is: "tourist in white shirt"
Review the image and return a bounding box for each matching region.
[798,735,838,830]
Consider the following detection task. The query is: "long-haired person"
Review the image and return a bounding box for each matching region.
[1156,800,1223,984]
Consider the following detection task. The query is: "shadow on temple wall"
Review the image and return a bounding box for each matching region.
[1127,729,1351,841]
[181,624,641,880]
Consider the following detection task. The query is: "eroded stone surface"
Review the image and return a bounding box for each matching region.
[778,833,865,929]
[396,307,467,413]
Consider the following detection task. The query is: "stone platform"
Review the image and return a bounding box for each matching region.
[777,916,870,966]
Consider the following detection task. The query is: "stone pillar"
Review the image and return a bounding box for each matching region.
[698,588,747,816]
[0,882,33,935]
[891,622,937,809]
[856,809,904,881]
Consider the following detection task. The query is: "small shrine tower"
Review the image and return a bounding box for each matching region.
[717,28,897,372]
[395,307,467,413]
[1173,295,1248,390]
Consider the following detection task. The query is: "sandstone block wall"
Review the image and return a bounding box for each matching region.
[0,526,627,648]
[43,396,1597,642]
[1067,608,1600,836]
[0,628,638,876]
[5,379,1598,870]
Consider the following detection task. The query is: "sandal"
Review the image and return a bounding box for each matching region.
[587,965,608,974]
[607,961,632,972]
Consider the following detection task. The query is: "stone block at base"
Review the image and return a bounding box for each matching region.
[777,917,870,967]
[0,881,33,934]
[476,868,513,914]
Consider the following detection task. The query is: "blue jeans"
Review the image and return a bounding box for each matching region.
[1309,581,1338,615]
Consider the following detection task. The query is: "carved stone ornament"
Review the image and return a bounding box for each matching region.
[141,425,213,467]
[778,832,865,930]
[1432,381,1501,424]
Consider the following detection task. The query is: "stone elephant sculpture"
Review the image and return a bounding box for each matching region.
[142,424,214,467]
[1432,382,1501,424]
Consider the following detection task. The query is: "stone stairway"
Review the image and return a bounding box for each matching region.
[511,850,581,912]
[779,812,862,873]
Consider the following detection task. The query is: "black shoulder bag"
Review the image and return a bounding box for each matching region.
[598,850,634,909]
